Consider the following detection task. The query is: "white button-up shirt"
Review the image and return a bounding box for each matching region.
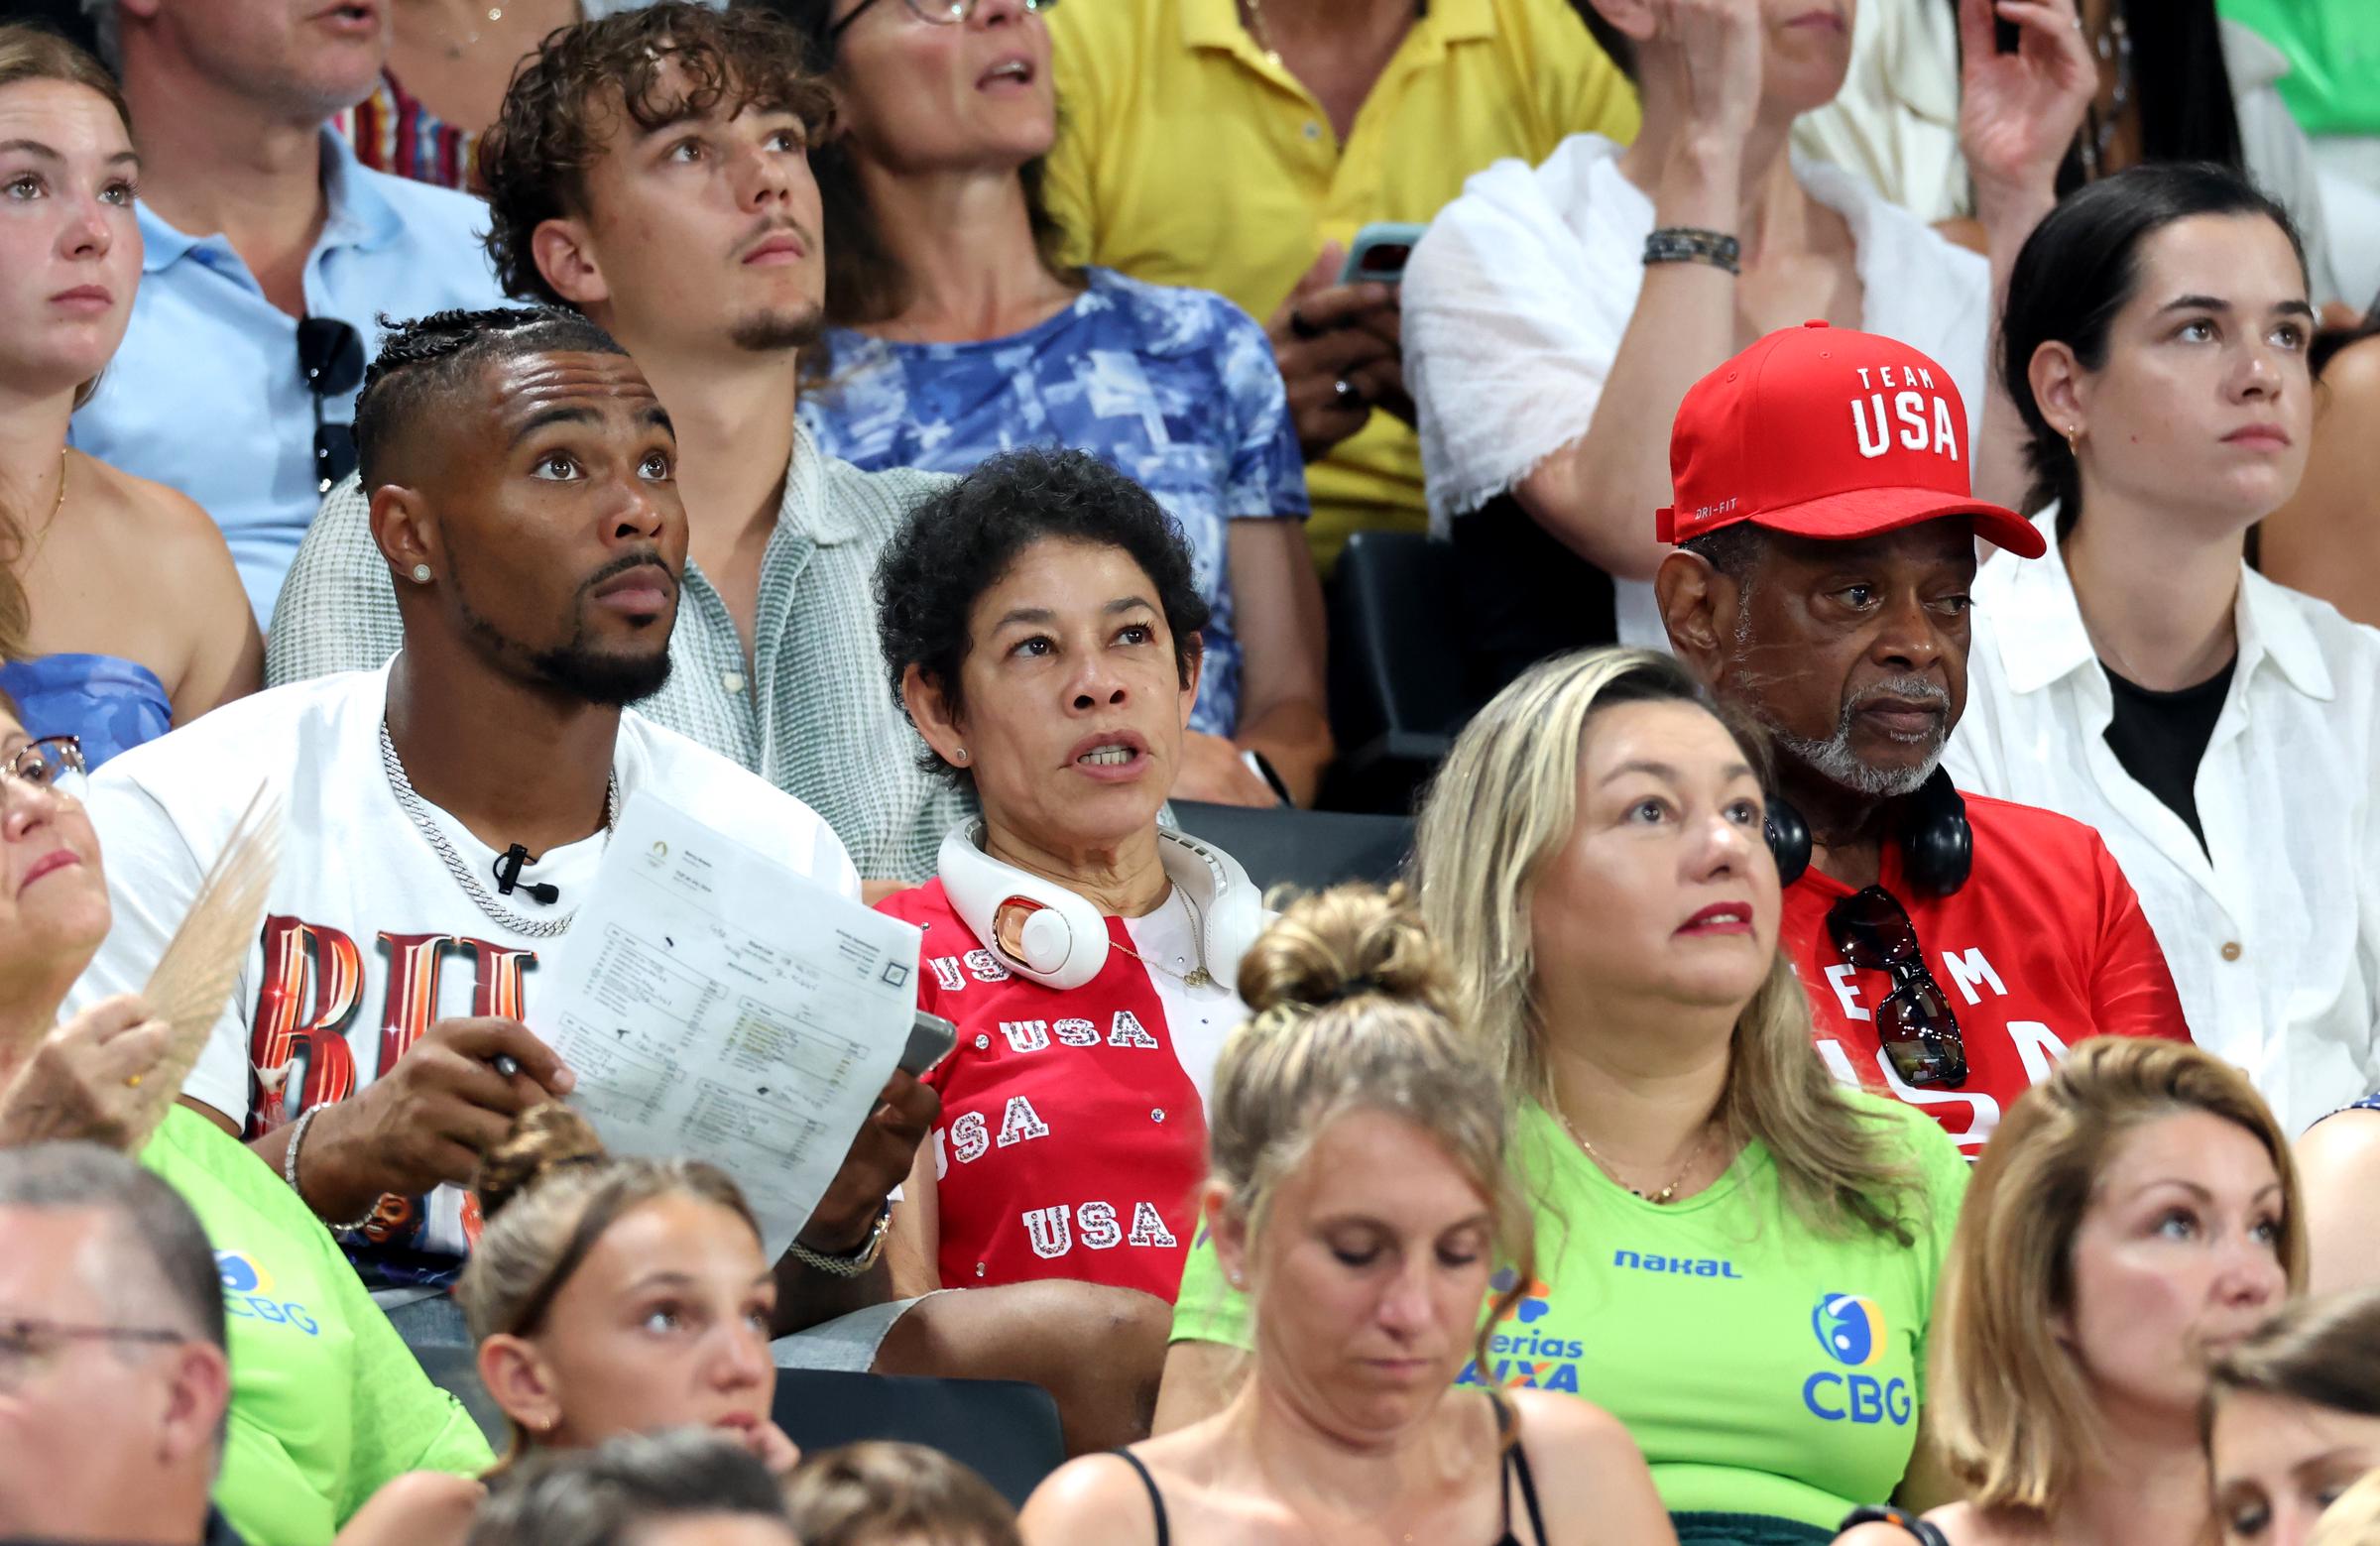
[1946,509,2380,1134]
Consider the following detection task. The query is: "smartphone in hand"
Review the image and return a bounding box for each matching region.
[1339,222,1430,287]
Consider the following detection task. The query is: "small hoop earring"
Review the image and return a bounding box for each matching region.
[411,563,432,584]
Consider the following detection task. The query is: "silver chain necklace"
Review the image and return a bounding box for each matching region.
[378,719,618,940]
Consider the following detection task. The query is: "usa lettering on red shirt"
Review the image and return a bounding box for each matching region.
[878,881,1207,1300]
[1781,792,2192,1154]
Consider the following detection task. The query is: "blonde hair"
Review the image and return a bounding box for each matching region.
[457,1105,763,1470]
[1934,1037,2306,1515]
[1211,884,1536,1377]
[1413,647,1917,1240]
[2310,1471,2380,1546]
[0,26,131,662]
[781,1441,1019,1546]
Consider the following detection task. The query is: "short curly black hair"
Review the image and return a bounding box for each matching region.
[875,447,1211,787]
[477,1,834,307]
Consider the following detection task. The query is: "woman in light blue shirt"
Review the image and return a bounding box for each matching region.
[0,28,259,766]
[766,0,1331,807]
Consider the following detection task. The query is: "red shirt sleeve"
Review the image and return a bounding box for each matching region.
[2086,834,2194,1043]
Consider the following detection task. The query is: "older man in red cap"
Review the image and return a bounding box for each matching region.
[1656,321,2190,1157]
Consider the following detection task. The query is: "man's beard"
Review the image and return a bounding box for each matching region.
[1760,674,1952,799]
[453,553,675,708]
[730,303,825,355]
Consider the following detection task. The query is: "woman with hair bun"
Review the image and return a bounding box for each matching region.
[1020,884,1674,1546]
[457,1105,798,1475]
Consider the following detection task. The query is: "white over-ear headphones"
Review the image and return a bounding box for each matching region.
[937,820,1264,992]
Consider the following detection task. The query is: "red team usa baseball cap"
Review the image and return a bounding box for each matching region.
[1656,320,2047,559]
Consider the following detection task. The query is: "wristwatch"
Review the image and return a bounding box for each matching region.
[785,1200,892,1277]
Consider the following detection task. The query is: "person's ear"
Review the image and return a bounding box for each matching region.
[533,216,612,313]
[1656,548,1734,679]
[900,664,970,775]
[2028,340,2090,446]
[155,1342,230,1469]
[478,1334,565,1440]
[1207,1185,1253,1294]
[370,484,441,591]
[1176,634,1205,732]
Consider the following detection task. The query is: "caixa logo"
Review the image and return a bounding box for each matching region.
[1801,1292,1909,1426]
[216,1250,321,1337]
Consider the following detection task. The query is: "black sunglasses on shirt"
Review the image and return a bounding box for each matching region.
[1826,885,1968,1090]
[298,314,365,494]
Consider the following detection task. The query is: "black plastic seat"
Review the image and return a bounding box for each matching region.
[1171,800,1412,893]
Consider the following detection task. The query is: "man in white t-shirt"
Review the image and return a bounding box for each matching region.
[69,307,932,1340]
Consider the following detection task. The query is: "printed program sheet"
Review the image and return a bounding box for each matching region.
[534,793,923,1260]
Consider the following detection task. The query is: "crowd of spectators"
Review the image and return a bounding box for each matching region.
[3,0,2380,1540]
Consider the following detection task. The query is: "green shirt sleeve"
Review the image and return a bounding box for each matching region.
[328,1243,494,1517]
[1168,1217,1252,1350]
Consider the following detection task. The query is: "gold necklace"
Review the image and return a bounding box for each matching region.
[1108,888,1216,989]
[438,2,507,58]
[1557,1111,1718,1205]
[22,451,66,573]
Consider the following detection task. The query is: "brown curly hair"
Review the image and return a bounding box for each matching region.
[477,1,835,307]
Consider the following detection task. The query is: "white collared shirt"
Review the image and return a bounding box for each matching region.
[1946,509,2380,1134]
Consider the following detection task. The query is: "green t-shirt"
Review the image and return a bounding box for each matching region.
[1172,1093,1968,1531]
[141,1107,494,1546]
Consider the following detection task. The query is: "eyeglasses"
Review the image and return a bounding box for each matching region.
[0,736,87,803]
[0,1316,185,1391]
[1825,885,1967,1089]
[826,0,1052,50]
[298,315,365,495]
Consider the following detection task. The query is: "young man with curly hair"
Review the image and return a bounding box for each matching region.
[266,1,974,890]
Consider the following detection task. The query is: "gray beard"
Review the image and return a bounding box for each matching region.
[1760,674,1952,799]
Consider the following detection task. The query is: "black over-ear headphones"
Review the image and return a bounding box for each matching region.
[1763,766,1972,897]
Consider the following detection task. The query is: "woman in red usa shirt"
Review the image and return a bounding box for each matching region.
[872,449,1266,1301]
[1654,322,2192,1157]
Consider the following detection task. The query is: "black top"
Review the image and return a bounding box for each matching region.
[2101,656,2236,853]
[1107,1397,1549,1546]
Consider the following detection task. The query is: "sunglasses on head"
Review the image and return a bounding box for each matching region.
[298,315,365,495]
[1826,884,1967,1090]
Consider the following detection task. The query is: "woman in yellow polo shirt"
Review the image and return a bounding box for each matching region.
[1040,0,1638,569]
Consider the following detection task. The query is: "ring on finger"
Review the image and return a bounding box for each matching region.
[124,1073,143,1089]
[1333,377,1365,409]
[1289,308,1322,341]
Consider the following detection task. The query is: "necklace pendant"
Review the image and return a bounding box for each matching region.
[1182,967,1213,988]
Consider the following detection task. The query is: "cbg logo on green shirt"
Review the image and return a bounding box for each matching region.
[1802,1292,1909,1426]
[216,1250,321,1337]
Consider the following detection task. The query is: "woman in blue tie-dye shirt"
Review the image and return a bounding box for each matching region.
[772,0,1330,807]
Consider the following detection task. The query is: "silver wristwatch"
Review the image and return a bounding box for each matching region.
[785,1201,892,1277]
